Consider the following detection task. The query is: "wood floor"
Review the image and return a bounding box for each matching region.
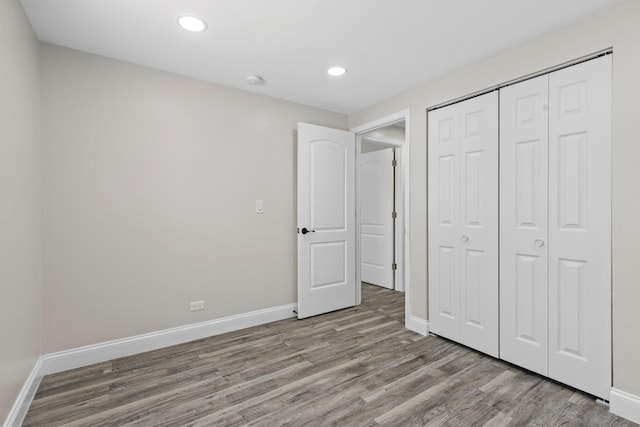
[24,285,634,427]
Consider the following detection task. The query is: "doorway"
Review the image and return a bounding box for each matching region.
[350,110,416,333]
[296,111,417,333]
[360,126,402,290]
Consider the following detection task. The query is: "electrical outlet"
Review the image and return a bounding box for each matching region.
[190,300,205,311]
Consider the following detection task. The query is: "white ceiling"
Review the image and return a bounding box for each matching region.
[21,0,621,114]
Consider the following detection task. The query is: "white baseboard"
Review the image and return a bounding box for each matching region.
[3,357,43,427]
[610,387,640,424]
[406,315,429,336]
[40,303,297,376]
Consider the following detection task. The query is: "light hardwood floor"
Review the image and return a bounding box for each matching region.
[23,284,635,426]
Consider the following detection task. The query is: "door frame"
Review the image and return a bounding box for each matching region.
[350,109,412,329]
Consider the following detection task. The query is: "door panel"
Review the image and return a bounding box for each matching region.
[557,133,587,230]
[463,248,483,326]
[458,92,499,358]
[556,258,587,360]
[360,148,394,289]
[428,92,498,357]
[438,155,455,225]
[438,245,456,319]
[311,141,347,230]
[297,123,356,319]
[499,75,549,375]
[548,55,611,399]
[464,151,482,225]
[310,241,346,288]
[515,254,541,341]
[428,103,461,341]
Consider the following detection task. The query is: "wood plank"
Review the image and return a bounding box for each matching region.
[22,284,634,427]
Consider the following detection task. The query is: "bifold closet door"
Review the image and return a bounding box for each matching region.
[548,55,611,399]
[428,101,460,341]
[500,55,612,399]
[428,92,499,357]
[499,75,550,376]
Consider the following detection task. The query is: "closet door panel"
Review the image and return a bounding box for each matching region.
[458,92,499,357]
[428,103,461,340]
[499,76,549,375]
[548,55,611,399]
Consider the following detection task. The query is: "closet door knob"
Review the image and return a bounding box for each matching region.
[461,235,469,242]
[535,239,545,247]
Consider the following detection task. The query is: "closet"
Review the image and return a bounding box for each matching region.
[427,55,611,400]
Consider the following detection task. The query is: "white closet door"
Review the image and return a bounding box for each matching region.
[428,92,499,357]
[428,102,461,341]
[458,92,499,357]
[548,55,611,399]
[499,75,550,375]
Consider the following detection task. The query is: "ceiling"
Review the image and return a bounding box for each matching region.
[21,0,621,114]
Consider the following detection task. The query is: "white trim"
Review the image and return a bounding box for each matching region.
[406,315,429,336]
[355,134,362,304]
[397,127,410,295]
[350,110,410,134]
[610,388,640,424]
[40,303,296,376]
[3,357,43,427]
[361,134,404,147]
[350,109,411,328]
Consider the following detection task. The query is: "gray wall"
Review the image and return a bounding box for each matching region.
[349,0,640,397]
[0,0,42,421]
[40,44,348,353]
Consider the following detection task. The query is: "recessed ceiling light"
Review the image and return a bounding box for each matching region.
[328,66,347,77]
[178,15,207,32]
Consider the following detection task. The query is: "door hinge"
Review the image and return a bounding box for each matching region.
[392,159,398,167]
[392,211,397,219]
[392,263,398,271]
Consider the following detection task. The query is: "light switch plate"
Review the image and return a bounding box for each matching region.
[256,199,264,214]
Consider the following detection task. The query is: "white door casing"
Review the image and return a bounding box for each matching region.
[350,109,410,327]
[360,148,394,289]
[499,75,550,375]
[547,55,612,399]
[297,123,356,319]
[428,92,499,357]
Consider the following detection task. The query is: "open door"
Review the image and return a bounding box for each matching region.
[360,148,394,289]
[297,122,356,319]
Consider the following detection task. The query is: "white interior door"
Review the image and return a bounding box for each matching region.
[360,148,394,289]
[428,102,461,341]
[499,75,550,375]
[547,55,611,399]
[297,122,356,319]
[428,92,499,357]
[457,92,499,357]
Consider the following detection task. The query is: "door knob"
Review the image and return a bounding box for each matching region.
[461,235,469,242]
[535,239,545,247]
[301,227,315,235]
